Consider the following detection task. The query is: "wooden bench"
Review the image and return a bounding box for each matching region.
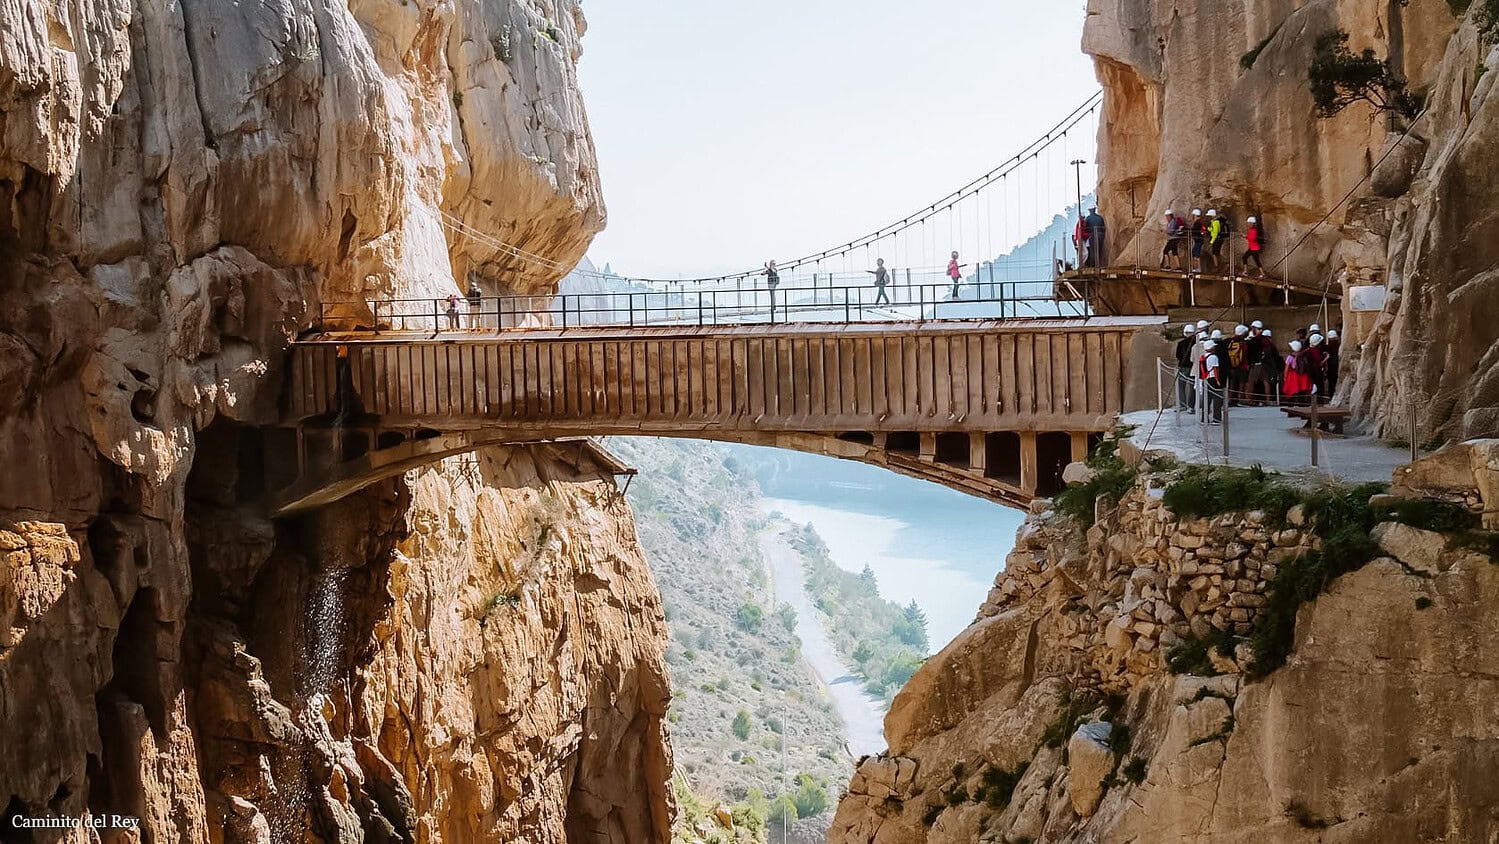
[1282,405,1350,435]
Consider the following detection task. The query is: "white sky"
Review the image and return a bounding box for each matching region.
[576,1,1099,279]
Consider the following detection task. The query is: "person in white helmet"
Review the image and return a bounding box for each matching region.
[1326,328,1342,397]
[1161,210,1187,270]
[1196,319,1210,333]
[1224,324,1251,404]
[1307,333,1328,403]
[1189,209,1207,273]
[1284,339,1310,405]
[1198,338,1224,423]
[1246,320,1272,405]
[1243,216,1266,278]
[1206,210,1226,273]
[1175,324,1198,411]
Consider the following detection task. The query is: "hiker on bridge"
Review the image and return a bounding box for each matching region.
[1072,214,1090,269]
[1243,217,1266,278]
[1175,323,1198,411]
[765,260,780,319]
[1189,210,1208,273]
[466,280,484,329]
[444,294,462,330]
[947,252,968,299]
[1085,207,1106,267]
[1207,210,1227,274]
[867,258,892,305]
[1161,211,1186,271]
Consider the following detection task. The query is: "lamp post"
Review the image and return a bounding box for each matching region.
[1070,159,1087,269]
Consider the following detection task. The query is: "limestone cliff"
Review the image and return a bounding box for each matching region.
[1085,0,1499,442]
[1,1,672,841]
[829,444,1499,842]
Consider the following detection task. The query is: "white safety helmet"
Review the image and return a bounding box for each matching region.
[1328,329,1339,339]
[1201,340,1216,354]
[1192,208,1203,216]
[1184,324,1197,336]
[1290,340,1303,352]
[1251,320,1264,329]
[1165,209,1175,216]
[1196,319,1210,330]
[1207,209,1218,217]
[1211,329,1224,340]
[1263,329,1273,337]
[1248,216,1258,224]
[1309,323,1321,333]
[1235,324,1249,336]
[1310,333,1324,346]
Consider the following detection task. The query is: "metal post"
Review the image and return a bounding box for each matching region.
[1310,397,1320,468]
[1070,159,1086,269]
[629,292,636,327]
[1157,360,1164,413]
[432,298,440,334]
[1222,383,1230,459]
[1410,401,1418,464]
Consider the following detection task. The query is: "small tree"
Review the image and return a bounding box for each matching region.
[732,709,752,740]
[1308,30,1421,119]
[792,774,831,818]
[736,602,764,632]
[777,604,797,632]
[852,641,875,666]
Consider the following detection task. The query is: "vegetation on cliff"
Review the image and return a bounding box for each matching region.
[790,525,928,701]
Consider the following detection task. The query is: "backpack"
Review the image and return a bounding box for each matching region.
[1227,338,1247,368]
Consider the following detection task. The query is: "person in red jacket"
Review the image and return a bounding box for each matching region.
[1243,217,1266,278]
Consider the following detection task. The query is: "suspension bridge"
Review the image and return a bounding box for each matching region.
[272,92,1340,514]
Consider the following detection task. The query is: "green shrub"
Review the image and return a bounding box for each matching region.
[1372,498,1477,532]
[732,709,752,740]
[1055,428,1139,525]
[1161,464,1301,521]
[736,602,765,632]
[1165,628,1234,675]
[791,774,830,818]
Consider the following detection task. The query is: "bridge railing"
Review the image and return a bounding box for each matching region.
[316,277,1095,334]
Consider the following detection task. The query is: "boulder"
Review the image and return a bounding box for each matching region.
[1067,721,1115,816]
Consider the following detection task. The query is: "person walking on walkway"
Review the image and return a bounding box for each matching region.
[764,260,780,320]
[1175,324,1198,411]
[1245,320,1271,405]
[1307,333,1328,402]
[1085,207,1107,267]
[1199,339,1225,424]
[466,280,484,329]
[1189,210,1207,273]
[1226,324,1252,405]
[444,293,462,330]
[1161,211,1186,270]
[1207,210,1226,274]
[947,251,967,299]
[1283,340,1310,404]
[1326,329,1342,397]
[867,259,892,305]
[1243,217,1266,277]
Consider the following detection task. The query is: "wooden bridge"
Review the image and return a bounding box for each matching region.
[271,316,1168,515]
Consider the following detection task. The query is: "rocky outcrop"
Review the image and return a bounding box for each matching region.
[1,1,670,841]
[1084,0,1499,441]
[829,456,1499,842]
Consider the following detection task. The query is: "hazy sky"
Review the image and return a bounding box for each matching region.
[576,1,1099,279]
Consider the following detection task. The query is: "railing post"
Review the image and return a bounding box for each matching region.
[561,294,569,328]
[1310,397,1320,468]
[629,292,636,327]
[433,298,440,334]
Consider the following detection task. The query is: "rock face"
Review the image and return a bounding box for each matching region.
[1085,0,1499,442]
[1,1,671,841]
[829,461,1499,842]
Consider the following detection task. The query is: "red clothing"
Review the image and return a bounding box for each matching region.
[1283,353,1311,396]
[1246,225,1262,252]
[948,259,961,280]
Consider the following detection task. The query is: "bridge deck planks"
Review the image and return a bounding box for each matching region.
[286,319,1159,435]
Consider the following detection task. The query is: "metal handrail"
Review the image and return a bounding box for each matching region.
[315,277,1097,334]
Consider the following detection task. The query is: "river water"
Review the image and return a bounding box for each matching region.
[727,444,1026,750]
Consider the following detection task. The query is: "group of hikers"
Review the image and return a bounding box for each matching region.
[762,250,972,312]
[443,281,488,329]
[1173,319,1341,424]
[1068,206,1270,278]
[1158,208,1268,277]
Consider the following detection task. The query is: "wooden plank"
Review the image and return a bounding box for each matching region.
[1033,332,1053,417]
[1103,332,1123,413]
[1067,333,1086,419]
[631,341,648,418]
[966,336,985,421]
[901,335,918,419]
[871,337,890,420]
[1087,333,1106,415]
[808,337,825,419]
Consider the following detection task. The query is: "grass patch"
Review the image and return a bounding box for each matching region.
[1054,427,1138,525]
[976,763,1028,810]
[1165,628,1235,675]
[1161,464,1303,521]
[1372,498,1478,533]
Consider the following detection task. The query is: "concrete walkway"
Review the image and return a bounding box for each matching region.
[1122,406,1412,484]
